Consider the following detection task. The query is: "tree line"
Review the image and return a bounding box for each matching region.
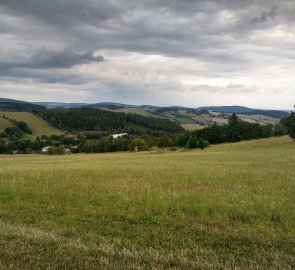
[193,114,286,144]
[0,133,210,154]
[0,113,290,155]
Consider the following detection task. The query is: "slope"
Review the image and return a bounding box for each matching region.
[0,111,64,139]
[0,116,14,131]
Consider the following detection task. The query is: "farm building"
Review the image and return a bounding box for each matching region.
[42,146,50,153]
[112,133,128,139]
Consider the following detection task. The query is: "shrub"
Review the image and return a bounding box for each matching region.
[186,136,198,149]
[13,121,32,134]
[130,138,148,151]
[157,136,171,148]
[198,139,209,149]
[2,127,23,140]
[48,146,65,155]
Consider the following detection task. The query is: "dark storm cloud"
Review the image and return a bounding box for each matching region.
[0,67,93,86]
[0,47,104,83]
[2,0,294,59]
[0,0,121,26]
[1,48,104,70]
[30,49,103,69]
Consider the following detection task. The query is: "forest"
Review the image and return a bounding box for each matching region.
[33,108,184,134]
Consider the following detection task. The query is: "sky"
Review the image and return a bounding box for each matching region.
[0,0,295,109]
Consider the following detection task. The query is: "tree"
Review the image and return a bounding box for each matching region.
[48,146,65,155]
[2,127,23,140]
[129,138,148,151]
[206,122,225,144]
[186,136,198,149]
[157,136,171,148]
[174,133,189,147]
[12,120,32,134]
[0,143,7,154]
[226,113,242,142]
[281,112,295,139]
[273,123,287,137]
[198,139,209,149]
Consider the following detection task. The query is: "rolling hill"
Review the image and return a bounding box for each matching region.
[34,102,87,108]
[34,108,184,134]
[1,98,290,131]
[200,106,290,118]
[0,98,44,111]
[34,101,289,129]
[0,111,64,139]
[105,105,288,130]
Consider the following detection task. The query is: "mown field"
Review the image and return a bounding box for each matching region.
[0,111,64,138]
[0,136,294,269]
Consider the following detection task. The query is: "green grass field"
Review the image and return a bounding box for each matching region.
[0,136,294,269]
[0,116,14,131]
[0,111,64,139]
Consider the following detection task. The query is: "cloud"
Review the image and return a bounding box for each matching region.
[0,48,104,70]
[0,0,295,109]
[190,83,257,94]
[28,49,104,69]
[227,83,245,89]
[0,48,104,84]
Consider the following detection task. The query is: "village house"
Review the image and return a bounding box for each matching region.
[42,146,50,153]
[112,133,128,139]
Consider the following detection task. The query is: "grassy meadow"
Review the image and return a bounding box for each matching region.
[0,117,14,131]
[0,136,294,269]
[0,111,64,139]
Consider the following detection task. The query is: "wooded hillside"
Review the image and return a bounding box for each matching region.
[34,108,184,134]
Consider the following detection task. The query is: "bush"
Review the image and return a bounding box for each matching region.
[25,148,33,154]
[157,136,171,148]
[48,146,65,155]
[2,127,23,140]
[13,121,32,134]
[198,139,209,149]
[186,136,198,149]
[130,138,148,151]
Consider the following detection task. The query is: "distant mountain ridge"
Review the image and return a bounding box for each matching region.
[0,98,30,103]
[35,102,87,108]
[0,98,44,111]
[200,106,290,119]
[31,101,289,114]
[0,98,291,129]
[200,106,259,113]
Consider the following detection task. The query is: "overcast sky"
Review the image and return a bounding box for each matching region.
[0,0,295,109]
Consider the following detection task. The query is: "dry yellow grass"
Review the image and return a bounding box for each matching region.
[181,123,204,131]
